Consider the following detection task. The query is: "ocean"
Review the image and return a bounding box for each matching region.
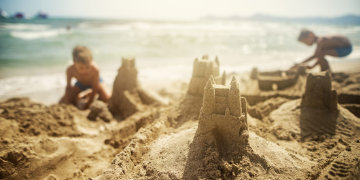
[0,18,359,103]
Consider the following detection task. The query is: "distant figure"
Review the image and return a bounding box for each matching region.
[66,25,71,31]
[294,29,352,72]
[59,46,110,109]
[13,12,24,19]
[36,11,48,19]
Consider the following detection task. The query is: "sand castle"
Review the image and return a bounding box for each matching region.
[188,55,226,96]
[108,57,160,119]
[198,76,249,150]
[301,71,338,111]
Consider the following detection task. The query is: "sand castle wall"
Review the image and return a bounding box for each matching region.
[188,56,226,96]
[108,58,160,119]
[251,66,306,91]
[301,71,338,111]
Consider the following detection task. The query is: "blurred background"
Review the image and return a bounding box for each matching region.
[0,0,359,103]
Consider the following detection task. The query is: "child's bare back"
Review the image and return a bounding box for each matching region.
[67,62,99,88]
[316,35,351,51]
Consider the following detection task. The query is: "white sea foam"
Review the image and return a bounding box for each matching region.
[10,29,68,40]
[0,23,49,30]
[0,74,65,97]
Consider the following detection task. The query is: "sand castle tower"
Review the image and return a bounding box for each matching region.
[198,76,249,151]
[301,71,338,111]
[108,57,160,119]
[188,55,226,96]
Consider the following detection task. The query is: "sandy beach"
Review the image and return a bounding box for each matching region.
[1,5,360,178]
[1,55,360,179]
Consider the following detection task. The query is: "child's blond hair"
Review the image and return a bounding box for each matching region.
[72,45,93,64]
[298,29,313,41]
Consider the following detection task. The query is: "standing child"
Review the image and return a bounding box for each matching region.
[295,29,352,72]
[59,45,110,109]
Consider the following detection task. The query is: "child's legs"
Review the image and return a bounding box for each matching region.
[97,83,110,103]
[317,49,338,72]
[317,57,330,72]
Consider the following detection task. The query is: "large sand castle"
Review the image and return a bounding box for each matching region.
[188,55,226,96]
[108,58,161,119]
[198,76,248,149]
[184,76,251,178]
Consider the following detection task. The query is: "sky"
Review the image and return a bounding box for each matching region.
[1,0,360,20]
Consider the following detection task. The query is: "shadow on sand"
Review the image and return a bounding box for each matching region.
[300,107,339,140]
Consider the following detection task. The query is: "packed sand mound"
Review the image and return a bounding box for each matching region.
[2,68,360,179]
[94,108,170,180]
[184,76,312,179]
[0,97,164,179]
[253,72,360,179]
[0,98,104,179]
[188,55,226,96]
[88,101,114,122]
[266,99,360,179]
[108,58,163,119]
[0,98,82,137]
[95,76,313,179]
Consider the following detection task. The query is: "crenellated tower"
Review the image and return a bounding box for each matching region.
[301,71,338,111]
[188,55,226,96]
[108,57,162,119]
[198,76,249,152]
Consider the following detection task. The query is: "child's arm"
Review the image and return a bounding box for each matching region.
[290,55,315,70]
[306,60,319,69]
[65,67,73,93]
[299,40,324,66]
[84,69,100,109]
[300,55,316,64]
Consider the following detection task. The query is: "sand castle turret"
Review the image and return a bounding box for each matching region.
[188,55,226,96]
[108,57,161,119]
[198,76,249,150]
[301,71,338,111]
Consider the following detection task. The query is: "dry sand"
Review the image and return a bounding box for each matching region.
[1,57,360,179]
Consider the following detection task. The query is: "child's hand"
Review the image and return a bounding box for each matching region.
[83,102,91,110]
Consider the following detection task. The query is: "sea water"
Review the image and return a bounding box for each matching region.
[0,18,359,103]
